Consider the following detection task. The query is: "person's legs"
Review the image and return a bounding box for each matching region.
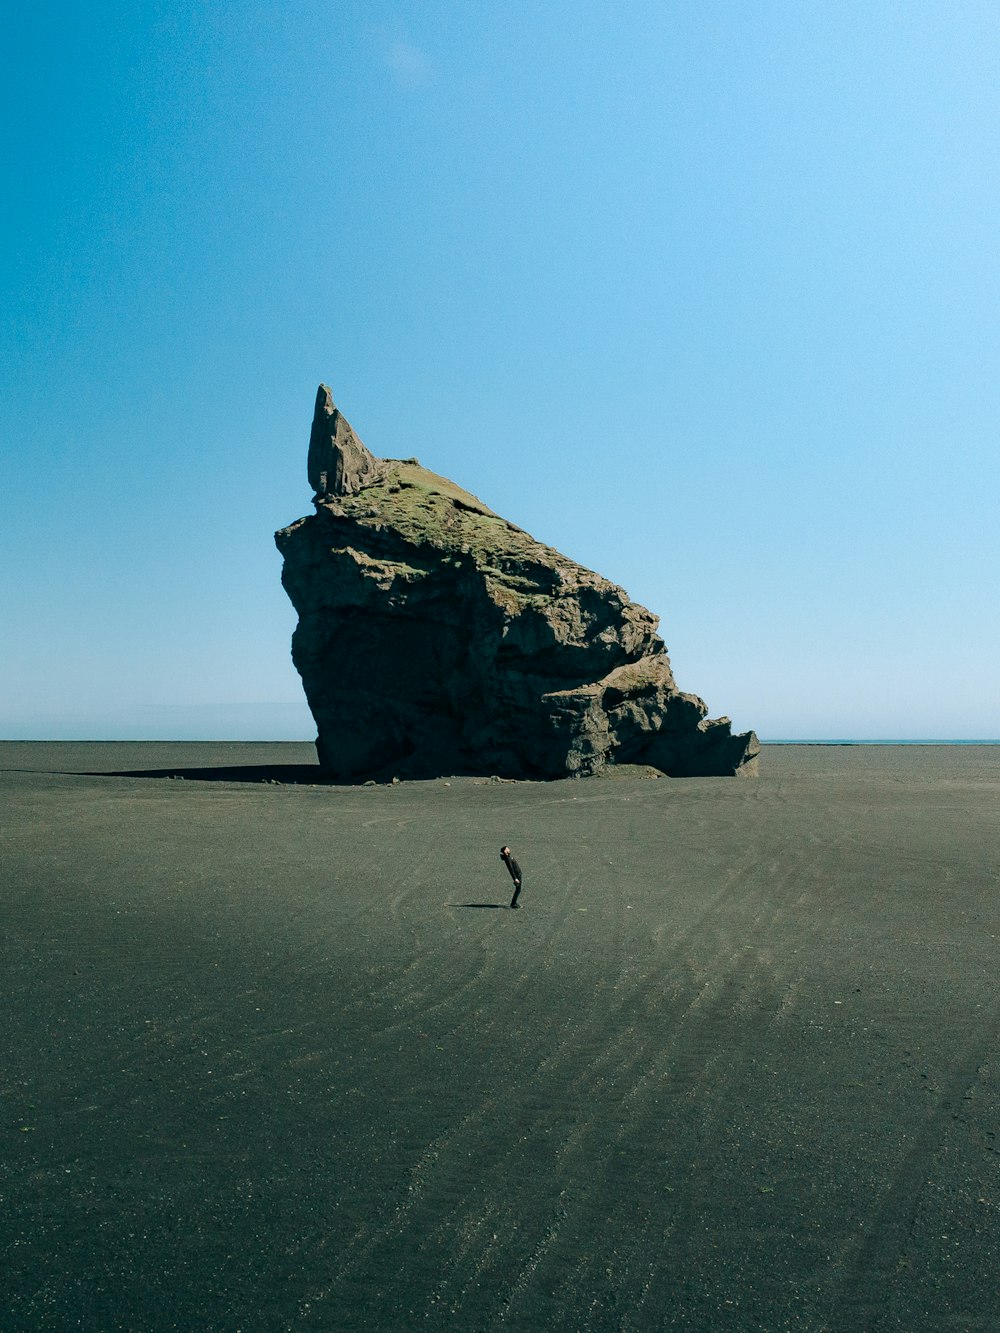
[510,880,521,909]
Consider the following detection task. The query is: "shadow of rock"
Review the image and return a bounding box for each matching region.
[75,765,328,785]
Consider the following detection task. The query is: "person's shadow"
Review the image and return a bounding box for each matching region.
[449,903,506,909]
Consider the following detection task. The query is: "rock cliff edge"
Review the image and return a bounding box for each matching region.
[275,385,759,780]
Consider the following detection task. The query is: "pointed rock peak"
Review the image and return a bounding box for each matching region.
[307,384,386,497]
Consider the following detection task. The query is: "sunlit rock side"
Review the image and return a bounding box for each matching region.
[275,385,760,780]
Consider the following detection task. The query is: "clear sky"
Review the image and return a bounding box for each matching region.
[3,2,998,741]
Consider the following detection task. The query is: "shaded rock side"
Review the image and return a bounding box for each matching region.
[307,383,389,497]
[276,386,759,781]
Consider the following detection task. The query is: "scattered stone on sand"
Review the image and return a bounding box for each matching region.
[276,385,760,781]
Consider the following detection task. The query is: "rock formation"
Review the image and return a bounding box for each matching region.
[276,385,759,781]
[307,384,389,497]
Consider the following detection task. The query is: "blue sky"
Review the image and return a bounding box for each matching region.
[3,1,998,741]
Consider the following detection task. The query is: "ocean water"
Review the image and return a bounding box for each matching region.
[763,739,1000,745]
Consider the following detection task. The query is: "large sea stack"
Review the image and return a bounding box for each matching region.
[276,386,759,781]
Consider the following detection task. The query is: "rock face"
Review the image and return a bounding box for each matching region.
[307,384,389,497]
[276,386,760,781]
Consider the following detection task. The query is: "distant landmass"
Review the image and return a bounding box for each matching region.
[275,386,759,780]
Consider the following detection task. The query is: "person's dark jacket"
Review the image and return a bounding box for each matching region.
[501,851,522,884]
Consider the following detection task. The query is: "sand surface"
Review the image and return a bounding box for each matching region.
[2,742,999,1331]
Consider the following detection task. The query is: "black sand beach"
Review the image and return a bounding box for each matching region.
[2,743,998,1331]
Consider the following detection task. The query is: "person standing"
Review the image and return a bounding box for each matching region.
[500,845,523,909]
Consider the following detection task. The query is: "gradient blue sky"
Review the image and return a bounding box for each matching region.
[3,2,998,740]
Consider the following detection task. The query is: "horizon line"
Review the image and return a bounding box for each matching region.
[1,737,998,747]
